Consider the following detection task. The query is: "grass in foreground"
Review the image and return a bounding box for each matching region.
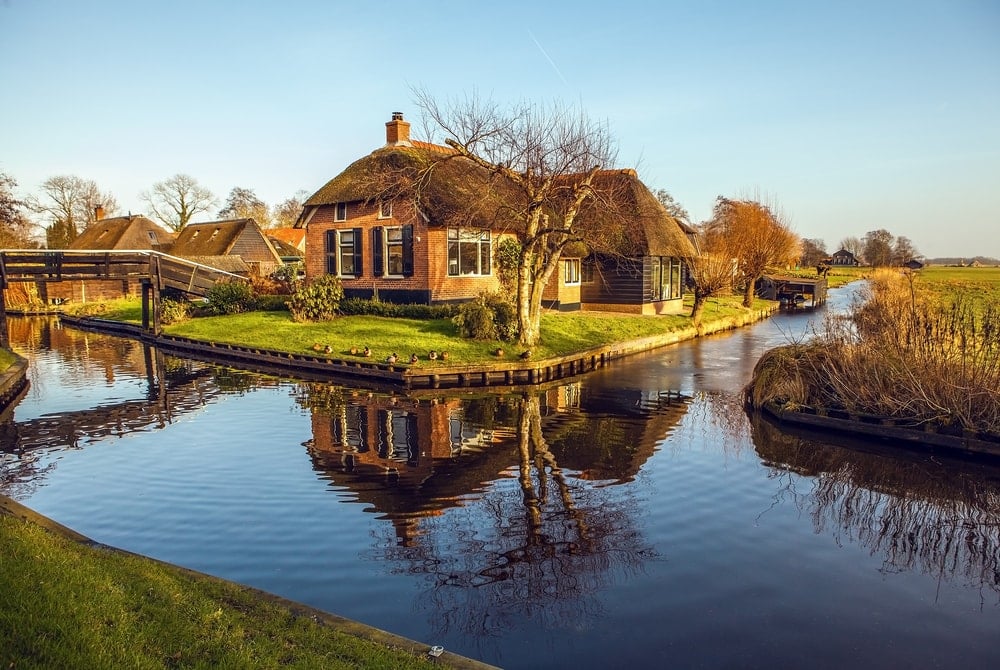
[163,294,770,365]
[0,348,17,373]
[0,515,440,670]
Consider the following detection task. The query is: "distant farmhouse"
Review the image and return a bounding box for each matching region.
[829,248,861,267]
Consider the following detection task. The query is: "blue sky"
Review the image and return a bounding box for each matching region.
[2,0,998,258]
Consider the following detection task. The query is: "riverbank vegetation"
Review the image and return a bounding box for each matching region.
[746,268,1000,436]
[0,514,443,669]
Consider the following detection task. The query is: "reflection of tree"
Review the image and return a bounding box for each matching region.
[751,413,1000,596]
[375,392,658,652]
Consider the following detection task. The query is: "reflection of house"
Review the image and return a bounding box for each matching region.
[43,213,174,304]
[299,113,695,312]
[830,248,860,266]
[169,219,282,276]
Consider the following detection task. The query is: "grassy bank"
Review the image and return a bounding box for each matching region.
[161,295,770,365]
[0,513,446,670]
[0,348,16,372]
[746,267,1000,435]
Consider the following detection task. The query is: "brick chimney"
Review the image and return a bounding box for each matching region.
[94,204,105,221]
[385,112,412,147]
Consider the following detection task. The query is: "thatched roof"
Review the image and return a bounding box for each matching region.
[304,144,523,231]
[575,170,698,259]
[171,219,255,257]
[177,255,249,274]
[306,142,695,258]
[69,215,174,251]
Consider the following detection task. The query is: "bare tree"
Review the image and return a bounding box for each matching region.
[219,186,271,228]
[839,236,864,260]
[799,238,828,267]
[863,229,894,267]
[653,188,690,225]
[272,190,308,229]
[141,173,217,232]
[414,91,621,347]
[687,224,735,326]
[27,175,119,248]
[706,195,799,308]
[892,235,919,265]
[0,172,37,247]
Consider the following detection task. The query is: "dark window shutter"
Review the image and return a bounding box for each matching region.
[402,224,414,277]
[352,227,363,277]
[372,227,384,277]
[325,230,337,275]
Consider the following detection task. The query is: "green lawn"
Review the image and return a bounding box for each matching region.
[0,348,17,373]
[914,265,1000,312]
[163,294,770,366]
[0,514,443,670]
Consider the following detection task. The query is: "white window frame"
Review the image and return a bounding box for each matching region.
[447,227,492,276]
[334,202,347,222]
[337,229,357,277]
[564,258,581,285]
[378,200,392,219]
[384,226,405,277]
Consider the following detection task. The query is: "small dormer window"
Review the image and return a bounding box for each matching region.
[210,228,220,240]
[147,231,157,242]
[335,202,347,222]
[378,201,392,219]
[192,230,200,239]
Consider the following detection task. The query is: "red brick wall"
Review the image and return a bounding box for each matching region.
[305,200,505,303]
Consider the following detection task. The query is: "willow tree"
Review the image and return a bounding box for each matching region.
[413,91,620,347]
[687,224,736,326]
[706,195,799,308]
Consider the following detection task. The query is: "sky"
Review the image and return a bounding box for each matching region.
[1,0,998,258]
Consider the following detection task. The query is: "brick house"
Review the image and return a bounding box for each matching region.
[299,113,695,312]
[169,218,283,276]
[42,213,175,304]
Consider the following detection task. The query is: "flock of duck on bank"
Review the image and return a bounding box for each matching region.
[310,342,533,364]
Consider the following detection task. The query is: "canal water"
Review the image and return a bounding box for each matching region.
[2,285,998,669]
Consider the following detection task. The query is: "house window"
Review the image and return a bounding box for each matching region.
[372,225,413,277]
[378,201,392,219]
[447,228,491,276]
[384,227,404,275]
[326,228,363,277]
[582,261,595,284]
[334,202,347,222]
[670,259,682,299]
[564,258,581,285]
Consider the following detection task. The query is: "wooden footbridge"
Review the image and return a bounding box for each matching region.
[0,250,245,347]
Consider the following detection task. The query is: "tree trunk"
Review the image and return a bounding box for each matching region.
[690,293,706,326]
[742,276,756,308]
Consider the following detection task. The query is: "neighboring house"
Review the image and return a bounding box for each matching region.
[267,234,306,264]
[299,113,695,313]
[268,228,306,254]
[169,219,282,276]
[42,214,175,304]
[830,249,860,266]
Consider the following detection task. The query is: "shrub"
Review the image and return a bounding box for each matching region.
[255,294,292,312]
[158,297,191,325]
[453,291,518,341]
[271,262,304,294]
[337,298,458,319]
[205,281,258,315]
[495,237,522,294]
[286,275,344,322]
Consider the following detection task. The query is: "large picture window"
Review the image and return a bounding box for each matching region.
[447,228,491,276]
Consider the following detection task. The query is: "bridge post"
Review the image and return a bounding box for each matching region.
[0,282,8,349]
[150,255,162,337]
[141,280,151,331]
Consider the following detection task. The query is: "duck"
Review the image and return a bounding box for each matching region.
[428,350,438,360]
[519,350,532,360]
[440,351,449,361]
[350,346,358,355]
[386,352,399,364]
[312,343,323,352]
[323,344,332,354]
[363,346,372,357]
[409,353,419,364]
[494,347,505,358]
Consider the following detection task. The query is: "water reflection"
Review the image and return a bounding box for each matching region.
[751,413,1000,596]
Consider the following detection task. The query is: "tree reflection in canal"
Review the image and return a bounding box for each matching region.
[297,382,690,644]
[750,413,1000,598]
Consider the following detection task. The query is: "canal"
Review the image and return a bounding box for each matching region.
[2,284,998,669]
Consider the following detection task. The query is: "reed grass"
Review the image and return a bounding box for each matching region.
[747,269,1000,434]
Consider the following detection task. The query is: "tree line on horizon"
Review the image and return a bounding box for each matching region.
[0,171,307,249]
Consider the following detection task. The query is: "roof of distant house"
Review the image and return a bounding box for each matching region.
[68,214,174,251]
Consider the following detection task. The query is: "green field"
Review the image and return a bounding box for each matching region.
[915,265,1000,311]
